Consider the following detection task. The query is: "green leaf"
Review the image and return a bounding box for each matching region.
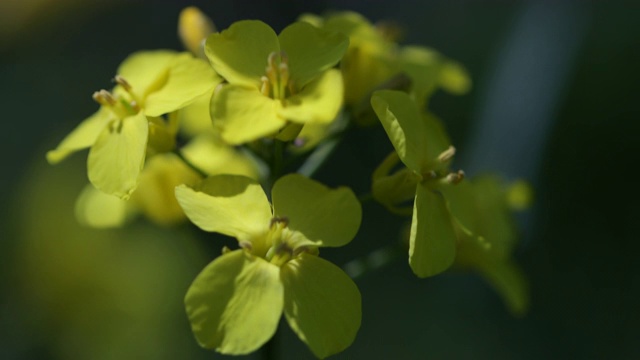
[46,107,114,164]
[272,174,361,247]
[144,53,220,117]
[87,112,148,200]
[205,20,280,88]
[185,250,284,354]
[279,21,349,89]
[409,183,457,277]
[211,84,286,144]
[279,69,344,124]
[175,174,272,243]
[281,253,361,358]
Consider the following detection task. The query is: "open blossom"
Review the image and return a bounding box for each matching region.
[175,174,362,358]
[47,50,220,199]
[205,20,349,144]
[371,89,476,277]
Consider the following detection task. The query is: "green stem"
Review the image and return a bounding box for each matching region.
[172,149,208,178]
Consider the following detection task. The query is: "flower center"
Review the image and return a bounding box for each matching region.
[260,216,318,267]
[92,75,141,121]
[260,51,295,100]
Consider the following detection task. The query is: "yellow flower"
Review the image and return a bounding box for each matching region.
[47,50,220,199]
[371,89,475,277]
[205,20,349,144]
[175,174,362,358]
[75,134,259,228]
[452,175,531,316]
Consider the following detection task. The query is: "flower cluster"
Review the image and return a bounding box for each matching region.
[46,7,531,358]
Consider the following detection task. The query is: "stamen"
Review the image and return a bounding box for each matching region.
[239,241,253,251]
[114,75,132,91]
[270,216,289,228]
[260,76,271,97]
[437,146,456,163]
[92,89,117,106]
[444,170,465,185]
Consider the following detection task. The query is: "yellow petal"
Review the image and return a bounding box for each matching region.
[87,112,148,200]
[130,153,202,226]
[178,90,214,137]
[185,250,283,354]
[144,53,220,117]
[409,183,457,277]
[281,253,361,358]
[272,174,361,247]
[205,20,279,88]
[74,184,130,228]
[278,69,344,124]
[439,60,472,95]
[175,175,271,242]
[46,107,113,164]
[211,84,286,144]
[116,50,178,99]
[278,21,349,88]
[181,134,259,179]
[178,6,216,56]
[371,90,451,173]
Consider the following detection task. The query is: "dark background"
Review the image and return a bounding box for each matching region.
[1,1,639,359]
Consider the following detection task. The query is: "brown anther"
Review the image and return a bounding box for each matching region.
[114,75,132,91]
[445,170,465,185]
[92,89,117,106]
[239,241,253,251]
[438,146,456,163]
[423,170,438,180]
[270,216,289,228]
[260,76,271,97]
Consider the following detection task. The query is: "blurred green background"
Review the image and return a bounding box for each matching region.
[1,0,639,359]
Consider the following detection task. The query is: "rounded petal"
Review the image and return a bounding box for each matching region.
[278,69,344,124]
[181,134,259,179]
[211,84,286,144]
[175,174,271,242]
[205,20,279,88]
[371,90,451,173]
[272,174,361,247]
[75,184,130,228]
[409,183,457,277]
[185,250,284,354]
[144,54,220,117]
[279,21,349,88]
[439,60,472,95]
[178,6,216,56]
[117,50,178,99]
[87,112,148,200]
[178,90,214,137]
[130,153,202,226]
[46,107,114,164]
[281,253,361,358]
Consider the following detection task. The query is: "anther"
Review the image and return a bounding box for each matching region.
[270,216,289,228]
[444,170,465,185]
[92,89,117,106]
[437,146,456,163]
[239,241,253,251]
[260,76,271,97]
[114,75,132,91]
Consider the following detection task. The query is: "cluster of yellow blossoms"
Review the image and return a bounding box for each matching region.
[46,7,531,358]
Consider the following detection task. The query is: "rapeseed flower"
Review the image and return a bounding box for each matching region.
[371,89,475,277]
[47,50,219,199]
[175,174,362,358]
[205,20,348,144]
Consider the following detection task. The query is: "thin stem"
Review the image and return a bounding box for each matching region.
[172,149,208,178]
